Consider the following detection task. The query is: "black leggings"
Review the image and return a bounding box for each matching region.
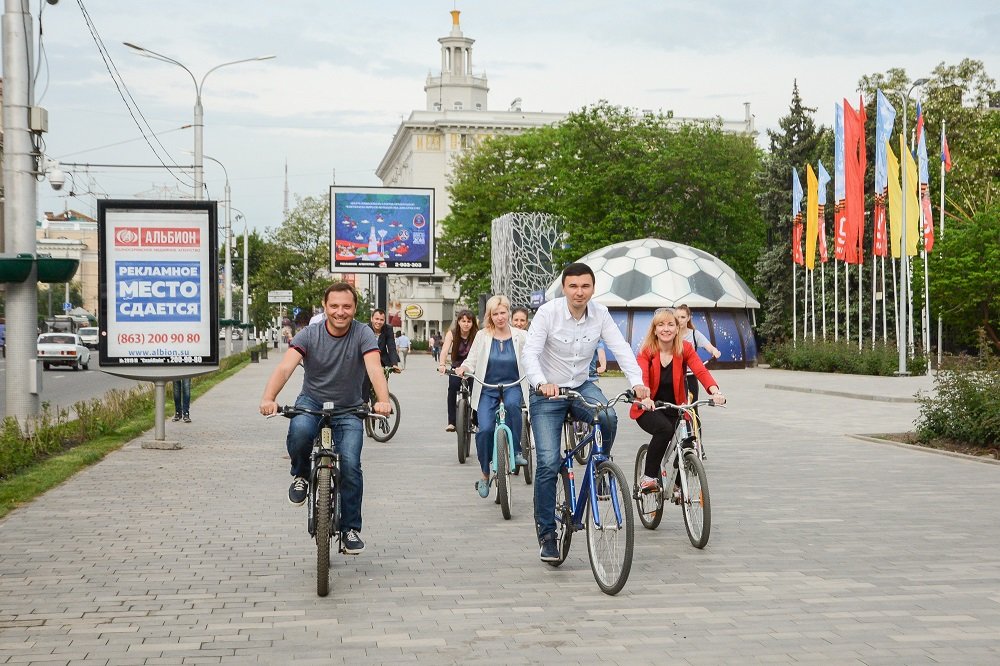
[637,409,679,478]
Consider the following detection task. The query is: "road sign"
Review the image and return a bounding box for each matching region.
[63,302,72,312]
[267,290,293,303]
[293,307,301,317]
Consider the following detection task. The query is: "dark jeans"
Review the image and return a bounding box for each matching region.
[637,409,680,478]
[172,378,191,415]
[475,387,523,477]
[285,394,365,533]
[529,380,616,539]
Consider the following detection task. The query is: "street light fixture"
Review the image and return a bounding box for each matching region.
[231,207,250,343]
[199,154,235,358]
[122,43,275,199]
[896,77,929,376]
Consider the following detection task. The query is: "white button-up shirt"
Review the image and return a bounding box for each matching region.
[522,297,644,389]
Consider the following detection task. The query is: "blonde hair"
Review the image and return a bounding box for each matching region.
[639,309,685,358]
[482,294,512,335]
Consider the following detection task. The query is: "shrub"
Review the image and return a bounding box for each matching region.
[764,339,926,376]
[916,341,1000,448]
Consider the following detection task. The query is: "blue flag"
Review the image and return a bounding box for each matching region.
[875,89,897,193]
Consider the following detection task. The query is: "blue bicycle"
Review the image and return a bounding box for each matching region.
[447,369,527,519]
[547,388,636,596]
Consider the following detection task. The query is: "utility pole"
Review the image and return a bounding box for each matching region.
[2,0,41,418]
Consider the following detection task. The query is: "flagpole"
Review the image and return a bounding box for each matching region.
[881,256,887,342]
[845,263,850,342]
[834,258,839,341]
[858,259,863,350]
[871,252,877,348]
[821,261,827,339]
[936,120,947,370]
[793,264,797,346]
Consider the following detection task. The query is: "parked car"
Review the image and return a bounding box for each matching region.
[37,333,91,370]
[77,326,99,349]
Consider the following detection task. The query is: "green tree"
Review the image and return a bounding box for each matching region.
[754,81,831,344]
[439,102,764,306]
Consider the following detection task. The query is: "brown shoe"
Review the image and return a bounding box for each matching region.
[445,424,456,432]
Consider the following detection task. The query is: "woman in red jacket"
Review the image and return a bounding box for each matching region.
[630,308,726,493]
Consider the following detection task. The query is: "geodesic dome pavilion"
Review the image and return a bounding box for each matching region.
[543,238,760,367]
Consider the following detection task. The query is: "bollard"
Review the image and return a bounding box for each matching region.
[260,344,268,360]
[250,351,260,363]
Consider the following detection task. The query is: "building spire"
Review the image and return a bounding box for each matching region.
[425,10,488,112]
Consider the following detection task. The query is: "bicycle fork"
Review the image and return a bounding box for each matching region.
[308,426,339,538]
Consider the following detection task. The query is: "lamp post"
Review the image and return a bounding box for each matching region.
[200,154,233,357]
[896,77,929,376]
[232,208,250,350]
[122,43,274,199]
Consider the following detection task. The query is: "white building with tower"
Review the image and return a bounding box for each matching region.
[376,10,756,341]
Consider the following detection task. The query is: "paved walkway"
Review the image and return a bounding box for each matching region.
[1,351,998,664]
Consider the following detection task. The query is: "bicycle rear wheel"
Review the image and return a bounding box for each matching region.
[520,409,533,485]
[369,393,401,442]
[633,444,663,530]
[573,422,591,464]
[680,452,711,548]
[548,467,573,567]
[456,395,469,464]
[315,466,332,597]
[496,430,512,520]
[586,461,634,595]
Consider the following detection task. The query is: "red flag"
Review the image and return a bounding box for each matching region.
[920,183,935,253]
[818,204,829,262]
[792,214,804,265]
[834,202,847,261]
[941,130,952,172]
[873,195,888,257]
[843,97,867,265]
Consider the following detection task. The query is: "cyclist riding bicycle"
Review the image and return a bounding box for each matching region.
[259,282,392,555]
[521,262,649,562]
[453,294,529,498]
[630,308,725,493]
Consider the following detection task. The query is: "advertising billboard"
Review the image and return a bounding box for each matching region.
[330,186,435,274]
[98,200,219,369]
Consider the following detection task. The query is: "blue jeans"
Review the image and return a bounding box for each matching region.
[172,378,191,415]
[475,387,523,477]
[530,380,617,539]
[285,394,365,533]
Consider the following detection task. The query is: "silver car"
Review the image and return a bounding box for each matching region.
[78,326,99,349]
[37,333,91,370]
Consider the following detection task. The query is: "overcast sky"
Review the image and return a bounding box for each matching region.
[31,0,999,235]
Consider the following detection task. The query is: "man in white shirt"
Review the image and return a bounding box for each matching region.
[521,262,649,562]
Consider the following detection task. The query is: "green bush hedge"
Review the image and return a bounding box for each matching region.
[916,349,1000,448]
[764,339,926,376]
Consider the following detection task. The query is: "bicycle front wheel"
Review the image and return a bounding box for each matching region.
[456,395,469,464]
[680,452,711,549]
[573,422,592,464]
[548,467,573,567]
[496,429,512,520]
[521,410,533,485]
[633,444,663,530]
[315,466,332,597]
[370,393,401,442]
[586,461,634,596]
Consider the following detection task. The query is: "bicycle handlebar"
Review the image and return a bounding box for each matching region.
[537,387,636,410]
[273,404,388,422]
[640,398,723,412]
[448,370,527,391]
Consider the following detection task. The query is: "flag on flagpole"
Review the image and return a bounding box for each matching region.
[843,97,867,265]
[915,102,934,252]
[902,133,920,257]
[873,90,896,258]
[817,160,831,263]
[941,129,952,172]
[805,164,819,269]
[834,102,848,262]
[792,167,804,266]
[886,139,903,259]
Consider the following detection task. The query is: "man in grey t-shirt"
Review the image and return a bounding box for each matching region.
[260,282,391,555]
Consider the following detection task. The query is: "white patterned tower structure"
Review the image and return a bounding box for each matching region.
[490,212,564,309]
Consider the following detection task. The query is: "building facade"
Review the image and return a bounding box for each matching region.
[36,210,99,316]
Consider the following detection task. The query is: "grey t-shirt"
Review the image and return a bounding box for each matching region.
[290,320,379,407]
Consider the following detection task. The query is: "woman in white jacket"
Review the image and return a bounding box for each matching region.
[456,295,529,498]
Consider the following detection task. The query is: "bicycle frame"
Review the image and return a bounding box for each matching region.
[307,418,340,537]
[649,401,710,500]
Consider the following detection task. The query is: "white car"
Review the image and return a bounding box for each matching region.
[78,326,99,349]
[37,333,91,370]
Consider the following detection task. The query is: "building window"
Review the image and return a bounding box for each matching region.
[475,103,482,110]
[454,101,463,110]
[433,102,442,111]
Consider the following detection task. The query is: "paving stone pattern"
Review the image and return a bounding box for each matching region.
[1,351,998,664]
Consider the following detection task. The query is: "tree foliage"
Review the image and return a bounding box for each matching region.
[438,102,764,305]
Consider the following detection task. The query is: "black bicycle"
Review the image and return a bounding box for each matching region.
[454,375,474,464]
[276,402,386,597]
[365,366,401,442]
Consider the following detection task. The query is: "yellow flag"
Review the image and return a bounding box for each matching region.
[886,140,902,258]
[902,134,920,256]
[805,164,818,270]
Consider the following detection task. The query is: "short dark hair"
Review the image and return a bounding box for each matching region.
[511,306,530,318]
[371,308,386,317]
[561,262,596,286]
[323,281,358,306]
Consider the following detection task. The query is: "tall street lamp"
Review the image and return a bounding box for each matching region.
[232,208,250,349]
[122,43,275,199]
[896,77,929,376]
[201,154,234,358]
